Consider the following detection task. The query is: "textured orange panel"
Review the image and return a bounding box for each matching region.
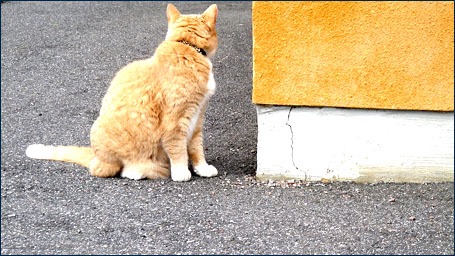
[252,1,454,111]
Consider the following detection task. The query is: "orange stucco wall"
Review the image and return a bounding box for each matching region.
[252,1,454,111]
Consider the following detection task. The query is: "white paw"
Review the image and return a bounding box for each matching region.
[194,164,218,178]
[171,166,192,182]
[120,169,145,180]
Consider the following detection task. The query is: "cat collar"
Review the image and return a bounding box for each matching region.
[178,40,207,56]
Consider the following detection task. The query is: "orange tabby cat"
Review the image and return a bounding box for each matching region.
[26,4,219,182]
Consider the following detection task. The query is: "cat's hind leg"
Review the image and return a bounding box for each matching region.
[121,158,170,180]
[89,157,122,178]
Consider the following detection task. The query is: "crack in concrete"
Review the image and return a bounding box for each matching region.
[285,107,307,180]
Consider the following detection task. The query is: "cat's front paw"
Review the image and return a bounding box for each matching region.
[171,166,192,182]
[194,164,218,178]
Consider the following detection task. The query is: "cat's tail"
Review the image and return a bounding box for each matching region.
[26,144,94,168]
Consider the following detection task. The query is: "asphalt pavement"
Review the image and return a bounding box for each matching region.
[1,1,454,254]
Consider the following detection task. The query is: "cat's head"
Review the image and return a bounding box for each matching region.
[165,4,218,58]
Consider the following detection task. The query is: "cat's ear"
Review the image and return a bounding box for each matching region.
[167,4,181,23]
[202,4,218,27]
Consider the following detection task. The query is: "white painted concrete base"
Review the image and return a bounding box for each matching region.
[256,105,454,183]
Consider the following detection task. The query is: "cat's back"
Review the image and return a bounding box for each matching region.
[100,40,211,115]
[109,58,155,92]
[98,58,156,115]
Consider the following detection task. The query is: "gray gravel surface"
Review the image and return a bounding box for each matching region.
[1,1,454,254]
